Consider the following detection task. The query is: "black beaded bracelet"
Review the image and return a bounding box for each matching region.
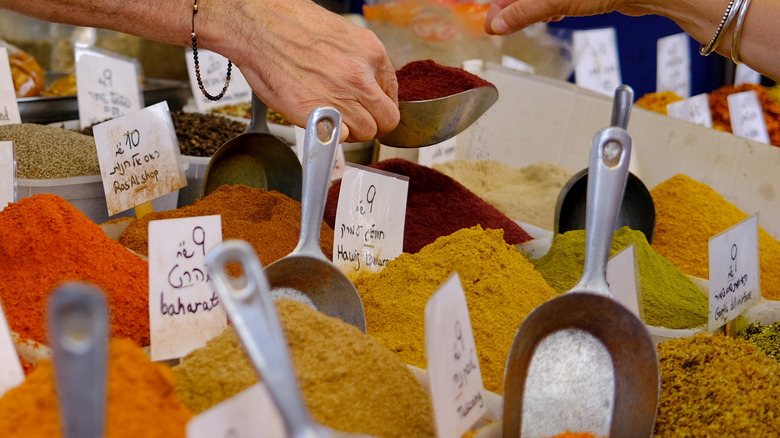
[191,0,232,101]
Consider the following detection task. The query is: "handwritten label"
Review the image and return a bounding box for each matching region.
[0,141,14,210]
[501,55,535,74]
[727,90,770,144]
[667,93,713,128]
[92,101,188,215]
[333,163,408,274]
[734,63,761,86]
[418,137,458,167]
[573,27,622,96]
[0,48,21,125]
[185,48,252,113]
[656,33,691,97]
[425,274,486,438]
[0,300,24,397]
[75,45,142,127]
[708,214,761,331]
[186,383,284,438]
[606,244,643,319]
[149,215,226,361]
[294,126,346,182]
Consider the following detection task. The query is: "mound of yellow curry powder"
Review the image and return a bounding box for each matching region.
[651,174,780,300]
[0,338,192,437]
[173,298,435,438]
[353,225,558,394]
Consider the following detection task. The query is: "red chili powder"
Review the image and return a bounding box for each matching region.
[396,59,492,101]
[323,159,532,253]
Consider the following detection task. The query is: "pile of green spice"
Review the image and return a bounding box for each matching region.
[173,299,435,438]
[353,225,558,394]
[531,227,708,329]
[739,321,780,362]
[654,333,780,437]
[0,123,100,178]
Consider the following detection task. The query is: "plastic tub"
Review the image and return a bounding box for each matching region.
[177,155,211,207]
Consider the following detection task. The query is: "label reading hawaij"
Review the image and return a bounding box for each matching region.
[573,27,622,97]
[75,45,142,127]
[333,163,408,274]
[0,48,21,125]
[92,101,187,216]
[424,273,486,438]
[149,215,226,361]
[708,214,761,331]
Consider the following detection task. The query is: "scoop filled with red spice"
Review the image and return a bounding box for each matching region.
[381,59,498,148]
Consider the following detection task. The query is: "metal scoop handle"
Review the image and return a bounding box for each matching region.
[207,240,326,438]
[247,93,272,134]
[610,85,634,130]
[296,107,342,258]
[47,283,109,438]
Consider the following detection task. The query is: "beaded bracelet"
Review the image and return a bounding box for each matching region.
[731,0,754,64]
[191,0,232,101]
[699,0,743,56]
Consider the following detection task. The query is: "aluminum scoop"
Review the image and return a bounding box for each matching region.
[502,88,660,438]
[380,84,498,148]
[206,240,373,438]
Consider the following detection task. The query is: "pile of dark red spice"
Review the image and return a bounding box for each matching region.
[396,59,493,101]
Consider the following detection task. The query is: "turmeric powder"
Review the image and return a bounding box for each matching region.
[0,338,192,437]
[650,174,780,300]
[353,225,558,394]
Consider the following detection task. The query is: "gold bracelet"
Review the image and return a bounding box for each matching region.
[700,0,743,56]
[731,0,754,63]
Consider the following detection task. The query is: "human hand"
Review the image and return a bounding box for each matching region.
[224,0,399,143]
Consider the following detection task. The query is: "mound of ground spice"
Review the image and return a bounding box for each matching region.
[324,159,531,253]
[0,194,149,346]
[708,83,780,147]
[118,185,333,265]
[396,59,492,101]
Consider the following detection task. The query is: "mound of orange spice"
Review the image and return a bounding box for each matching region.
[709,83,780,147]
[0,194,149,346]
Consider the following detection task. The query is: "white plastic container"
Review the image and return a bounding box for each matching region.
[177,155,211,207]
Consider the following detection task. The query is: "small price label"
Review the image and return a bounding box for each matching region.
[734,63,761,86]
[708,214,761,331]
[656,33,691,97]
[606,244,643,319]
[92,101,188,215]
[417,138,457,167]
[425,273,486,438]
[727,90,770,144]
[0,141,15,210]
[0,300,24,397]
[333,163,408,274]
[186,383,284,438]
[573,27,622,97]
[149,215,226,361]
[667,93,713,128]
[75,46,143,127]
[0,48,21,125]
[185,48,253,113]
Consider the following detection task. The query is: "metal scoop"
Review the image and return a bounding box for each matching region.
[201,93,303,201]
[554,85,656,242]
[380,84,498,148]
[263,107,366,332]
[206,240,372,438]
[502,93,660,437]
[47,283,109,438]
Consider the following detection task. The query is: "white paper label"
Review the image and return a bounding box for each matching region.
[424,274,486,438]
[75,46,143,127]
[573,28,622,96]
[294,126,346,183]
[727,90,770,144]
[501,55,535,74]
[656,33,691,97]
[708,214,761,331]
[0,300,24,397]
[92,101,188,216]
[0,48,21,125]
[333,163,408,274]
[185,48,253,113]
[606,244,642,319]
[417,138,458,167]
[0,141,14,210]
[149,215,226,361]
[667,93,713,128]
[734,63,761,86]
[186,383,284,438]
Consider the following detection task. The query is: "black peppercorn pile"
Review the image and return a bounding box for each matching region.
[170,111,247,157]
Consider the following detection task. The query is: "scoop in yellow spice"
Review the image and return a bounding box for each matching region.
[353,225,558,394]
